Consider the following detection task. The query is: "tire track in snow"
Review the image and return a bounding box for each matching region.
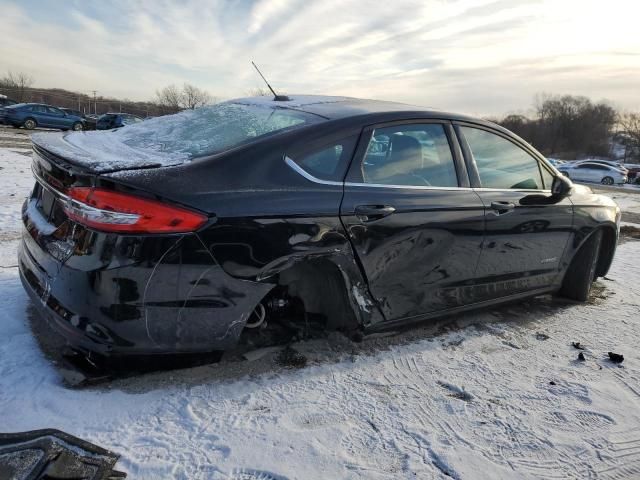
[596,431,640,479]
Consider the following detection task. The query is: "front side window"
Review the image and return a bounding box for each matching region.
[361,123,458,187]
[461,126,544,190]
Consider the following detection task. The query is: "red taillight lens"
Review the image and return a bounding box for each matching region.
[63,187,207,234]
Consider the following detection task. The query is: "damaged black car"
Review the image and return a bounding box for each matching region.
[18,95,620,362]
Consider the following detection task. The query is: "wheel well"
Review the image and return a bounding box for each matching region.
[595,226,617,277]
[270,257,359,332]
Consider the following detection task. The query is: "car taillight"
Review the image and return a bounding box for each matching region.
[63,187,207,234]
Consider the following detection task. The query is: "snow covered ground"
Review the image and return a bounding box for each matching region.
[1,132,640,479]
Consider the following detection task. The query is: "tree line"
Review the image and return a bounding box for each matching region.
[1,71,639,161]
[490,94,640,162]
[0,71,215,118]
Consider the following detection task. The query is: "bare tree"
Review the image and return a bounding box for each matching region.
[246,87,271,97]
[155,83,214,113]
[618,112,640,162]
[495,94,618,158]
[0,71,34,102]
[182,83,213,109]
[155,84,183,114]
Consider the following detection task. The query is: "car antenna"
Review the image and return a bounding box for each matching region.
[251,61,290,101]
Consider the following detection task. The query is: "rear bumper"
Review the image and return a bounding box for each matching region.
[18,226,273,357]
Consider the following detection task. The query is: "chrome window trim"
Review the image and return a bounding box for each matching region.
[474,187,552,193]
[284,156,343,186]
[285,156,552,193]
[344,182,472,191]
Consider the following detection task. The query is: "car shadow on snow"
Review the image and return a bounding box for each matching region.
[24,283,599,394]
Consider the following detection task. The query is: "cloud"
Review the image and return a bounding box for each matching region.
[0,0,638,114]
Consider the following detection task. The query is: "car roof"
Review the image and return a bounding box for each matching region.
[232,95,482,123]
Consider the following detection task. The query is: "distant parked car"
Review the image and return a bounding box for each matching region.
[60,108,97,131]
[624,164,640,184]
[574,159,628,173]
[96,113,143,130]
[547,158,565,167]
[0,96,17,107]
[558,161,627,185]
[1,103,84,131]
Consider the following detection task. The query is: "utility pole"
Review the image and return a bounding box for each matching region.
[92,90,97,115]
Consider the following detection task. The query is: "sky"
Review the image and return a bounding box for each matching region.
[1,0,639,116]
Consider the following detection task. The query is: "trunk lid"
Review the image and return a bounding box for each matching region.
[31,131,188,174]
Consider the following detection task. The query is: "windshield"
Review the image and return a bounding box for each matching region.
[111,101,325,158]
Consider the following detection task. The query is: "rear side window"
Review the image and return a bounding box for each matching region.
[361,123,458,187]
[461,126,544,190]
[289,136,358,182]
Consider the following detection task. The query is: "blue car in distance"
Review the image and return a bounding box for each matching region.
[0,103,84,131]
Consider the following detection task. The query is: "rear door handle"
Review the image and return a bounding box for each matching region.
[355,205,396,222]
[490,201,515,214]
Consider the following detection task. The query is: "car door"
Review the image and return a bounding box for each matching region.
[30,105,48,126]
[589,164,609,183]
[456,124,573,300]
[340,120,486,324]
[46,106,67,128]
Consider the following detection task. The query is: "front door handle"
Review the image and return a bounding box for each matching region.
[355,205,396,222]
[490,201,515,214]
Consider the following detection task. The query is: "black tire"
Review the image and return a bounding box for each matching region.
[559,230,603,301]
[72,122,83,131]
[601,176,614,185]
[23,118,37,130]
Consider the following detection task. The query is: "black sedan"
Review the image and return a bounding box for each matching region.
[19,95,620,361]
[96,112,143,130]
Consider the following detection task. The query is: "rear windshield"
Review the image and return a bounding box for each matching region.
[112,101,324,158]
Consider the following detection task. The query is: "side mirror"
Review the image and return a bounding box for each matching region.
[551,175,572,198]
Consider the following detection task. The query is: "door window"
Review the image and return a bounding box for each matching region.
[461,126,544,190]
[582,163,606,170]
[361,124,458,187]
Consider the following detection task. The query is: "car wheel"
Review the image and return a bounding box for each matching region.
[23,118,37,130]
[601,176,614,185]
[72,122,83,131]
[559,229,602,302]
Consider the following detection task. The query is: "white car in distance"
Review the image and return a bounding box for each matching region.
[558,161,627,185]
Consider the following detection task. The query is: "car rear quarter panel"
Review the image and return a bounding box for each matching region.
[106,127,385,330]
